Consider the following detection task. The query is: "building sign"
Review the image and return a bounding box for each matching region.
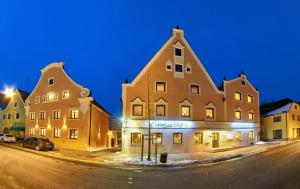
[144,120,194,129]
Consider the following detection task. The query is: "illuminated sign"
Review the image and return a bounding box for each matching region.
[144,120,194,129]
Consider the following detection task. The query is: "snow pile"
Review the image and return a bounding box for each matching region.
[117,157,198,167]
[255,141,281,145]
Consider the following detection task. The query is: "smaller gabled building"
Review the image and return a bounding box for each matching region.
[260,98,300,140]
[0,89,29,138]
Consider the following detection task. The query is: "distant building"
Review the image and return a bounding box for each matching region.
[122,28,260,154]
[25,62,113,151]
[0,89,29,138]
[260,98,300,140]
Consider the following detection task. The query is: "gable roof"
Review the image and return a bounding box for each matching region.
[260,98,294,116]
[17,89,30,102]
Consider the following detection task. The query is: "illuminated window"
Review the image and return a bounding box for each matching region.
[30,112,36,120]
[194,132,203,144]
[156,82,166,92]
[70,109,79,119]
[175,48,182,56]
[152,133,162,144]
[40,128,46,137]
[131,133,141,144]
[247,95,253,103]
[248,131,254,139]
[156,105,166,116]
[62,91,70,99]
[53,110,61,119]
[173,133,182,144]
[48,78,54,86]
[235,132,242,141]
[42,95,47,103]
[35,96,40,104]
[191,84,200,94]
[40,111,46,120]
[16,113,20,119]
[235,92,242,101]
[273,115,281,122]
[175,64,183,72]
[47,92,55,101]
[132,105,143,116]
[235,111,242,120]
[248,112,254,120]
[53,128,61,138]
[181,106,190,117]
[69,129,78,139]
[206,108,215,119]
[29,128,35,135]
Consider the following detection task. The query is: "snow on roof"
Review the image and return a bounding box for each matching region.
[265,103,292,116]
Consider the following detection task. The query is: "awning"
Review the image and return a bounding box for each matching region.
[9,125,25,131]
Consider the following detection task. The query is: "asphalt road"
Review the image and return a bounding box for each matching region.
[0,142,299,189]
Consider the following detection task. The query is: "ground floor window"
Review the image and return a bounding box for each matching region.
[131,132,141,144]
[53,128,61,138]
[248,131,254,139]
[194,132,203,144]
[40,128,46,137]
[69,129,78,139]
[173,133,182,144]
[297,128,300,137]
[29,128,35,135]
[152,133,162,144]
[273,129,282,139]
[235,132,242,141]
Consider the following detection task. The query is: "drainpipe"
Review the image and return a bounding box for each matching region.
[88,102,92,151]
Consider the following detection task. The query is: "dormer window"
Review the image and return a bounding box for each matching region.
[48,77,54,86]
[175,64,183,72]
[175,48,182,56]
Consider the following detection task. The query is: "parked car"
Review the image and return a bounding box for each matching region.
[19,137,54,151]
[0,133,17,143]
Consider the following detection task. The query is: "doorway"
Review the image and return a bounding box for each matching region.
[3,127,9,134]
[212,132,219,148]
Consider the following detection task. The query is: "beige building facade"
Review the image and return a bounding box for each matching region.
[122,28,260,154]
[25,62,113,151]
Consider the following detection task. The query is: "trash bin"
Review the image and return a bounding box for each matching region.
[160,152,168,163]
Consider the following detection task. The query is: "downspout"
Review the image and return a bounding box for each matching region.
[88,102,92,151]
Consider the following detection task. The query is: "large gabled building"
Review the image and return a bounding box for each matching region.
[122,28,260,154]
[260,98,300,140]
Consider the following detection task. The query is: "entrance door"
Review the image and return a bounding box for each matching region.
[212,133,219,148]
[111,138,115,148]
[3,127,9,134]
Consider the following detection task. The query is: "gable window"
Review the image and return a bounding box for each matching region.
[48,78,54,86]
[8,114,11,119]
[156,82,166,92]
[42,95,47,103]
[40,128,46,137]
[16,113,20,119]
[273,115,281,122]
[35,96,40,104]
[30,112,36,120]
[40,111,46,120]
[47,92,55,101]
[194,132,203,144]
[166,64,172,71]
[242,80,246,86]
[235,92,242,101]
[247,95,253,103]
[248,112,254,120]
[235,111,242,120]
[131,133,141,144]
[152,133,162,144]
[175,64,183,72]
[292,114,295,120]
[2,114,5,120]
[53,110,61,119]
[69,129,78,139]
[181,106,190,117]
[70,109,79,119]
[53,128,61,138]
[14,102,18,108]
[190,84,200,94]
[175,48,182,56]
[62,91,70,99]
[156,105,166,117]
[206,108,215,119]
[132,105,143,116]
[29,128,35,135]
[173,133,182,144]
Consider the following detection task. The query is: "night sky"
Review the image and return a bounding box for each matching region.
[0,0,299,116]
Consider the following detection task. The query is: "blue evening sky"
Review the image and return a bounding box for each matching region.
[0,0,299,116]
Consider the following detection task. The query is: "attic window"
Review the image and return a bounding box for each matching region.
[241,80,246,86]
[166,64,172,71]
[48,78,54,86]
[175,64,183,72]
[175,48,182,56]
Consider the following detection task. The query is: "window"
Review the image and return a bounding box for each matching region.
[53,110,61,119]
[173,133,182,144]
[132,105,143,116]
[152,133,162,144]
[30,112,36,120]
[8,114,11,119]
[156,105,166,116]
[249,112,254,120]
[242,80,246,86]
[70,109,79,119]
[53,128,61,138]
[47,92,58,101]
[131,133,141,144]
[190,84,200,94]
[40,111,46,120]
[175,64,183,72]
[249,131,254,139]
[62,91,70,99]
[235,111,242,120]
[69,129,78,139]
[235,92,242,101]
[247,95,253,103]
[298,115,300,121]
[194,132,203,144]
[273,115,282,122]
[181,106,190,117]
[166,64,172,71]
[48,78,54,85]
[236,132,242,141]
[29,128,35,135]
[156,82,166,92]
[16,113,20,119]
[2,114,5,120]
[14,102,18,108]
[175,48,182,56]
[292,114,295,120]
[35,96,40,104]
[206,108,215,119]
[42,95,47,103]
[40,128,46,137]
[273,129,282,139]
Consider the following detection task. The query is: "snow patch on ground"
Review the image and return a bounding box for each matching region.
[117,157,199,166]
[256,141,281,145]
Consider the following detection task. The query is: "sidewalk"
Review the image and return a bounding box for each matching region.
[1,140,299,167]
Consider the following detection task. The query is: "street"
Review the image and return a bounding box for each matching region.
[0,142,299,189]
